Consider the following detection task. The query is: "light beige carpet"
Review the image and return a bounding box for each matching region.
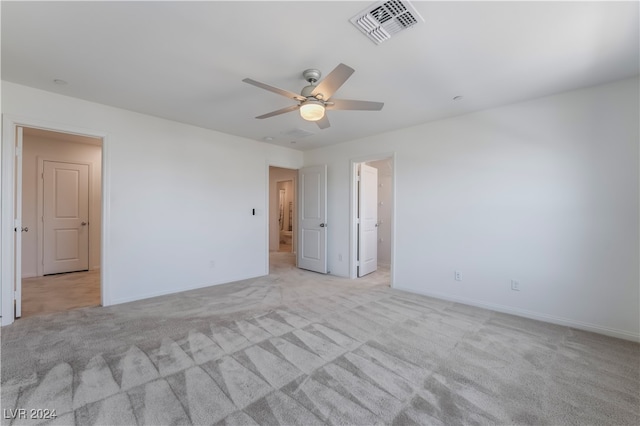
[1,252,638,425]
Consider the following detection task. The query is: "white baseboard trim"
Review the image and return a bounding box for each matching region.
[393,286,640,343]
[110,272,267,306]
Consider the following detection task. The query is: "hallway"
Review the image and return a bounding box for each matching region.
[21,270,101,318]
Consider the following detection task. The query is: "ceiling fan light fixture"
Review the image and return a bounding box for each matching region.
[243,63,383,130]
[299,100,325,121]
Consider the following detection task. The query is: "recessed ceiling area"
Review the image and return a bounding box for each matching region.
[2,1,638,151]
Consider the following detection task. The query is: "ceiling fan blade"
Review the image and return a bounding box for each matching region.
[243,78,306,102]
[311,63,354,100]
[255,104,300,119]
[316,114,331,129]
[326,99,384,111]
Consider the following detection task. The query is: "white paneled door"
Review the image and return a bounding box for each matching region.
[358,164,378,277]
[298,165,327,273]
[43,161,90,275]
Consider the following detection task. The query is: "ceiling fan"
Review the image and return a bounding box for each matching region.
[242,63,384,129]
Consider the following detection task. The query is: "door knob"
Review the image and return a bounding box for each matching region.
[81,221,88,226]
[21,227,29,232]
[319,223,326,228]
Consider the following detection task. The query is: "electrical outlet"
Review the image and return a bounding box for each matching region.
[338,254,343,261]
[511,280,520,291]
[454,270,462,281]
[209,260,216,269]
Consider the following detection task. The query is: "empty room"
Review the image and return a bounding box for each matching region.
[1,1,638,425]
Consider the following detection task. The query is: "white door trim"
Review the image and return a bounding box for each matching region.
[349,153,396,285]
[1,115,110,326]
[15,127,24,318]
[37,158,94,277]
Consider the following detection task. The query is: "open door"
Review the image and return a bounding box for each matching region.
[298,165,327,273]
[14,127,24,318]
[358,163,378,277]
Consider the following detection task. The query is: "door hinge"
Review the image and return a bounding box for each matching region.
[15,147,22,157]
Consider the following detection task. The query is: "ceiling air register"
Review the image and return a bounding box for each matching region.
[350,0,424,45]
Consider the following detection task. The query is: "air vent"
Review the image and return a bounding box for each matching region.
[350,0,424,45]
[283,128,315,138]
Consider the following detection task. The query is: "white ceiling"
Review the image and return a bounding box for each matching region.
[2,1,638,151]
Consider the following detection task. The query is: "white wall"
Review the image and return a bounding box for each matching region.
[2,81,303,313]
[304,77,639,340]
[22,135,102,277]
[269,167,296,252]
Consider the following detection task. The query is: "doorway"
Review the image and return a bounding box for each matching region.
[276,180,294,252]
[20,127,103,318]
[269,166,297,268]
[351,155,394,284]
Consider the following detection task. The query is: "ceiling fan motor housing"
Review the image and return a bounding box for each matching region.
[301,85,319,98]
[302,69,321,83]
[302,69,323,99]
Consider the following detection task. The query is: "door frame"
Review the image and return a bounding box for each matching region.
[265,163,299,274]
[1,115,110,326]
[349,153,396,284]
[37,158,94,277]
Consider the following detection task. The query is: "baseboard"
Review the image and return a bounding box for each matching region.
[21,273,37,279]
[110,272,267,306]
[393,286,640,343]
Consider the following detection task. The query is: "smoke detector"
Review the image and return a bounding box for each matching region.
[350,0,424,45]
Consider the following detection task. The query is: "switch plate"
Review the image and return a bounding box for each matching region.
[511,280,520,291]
